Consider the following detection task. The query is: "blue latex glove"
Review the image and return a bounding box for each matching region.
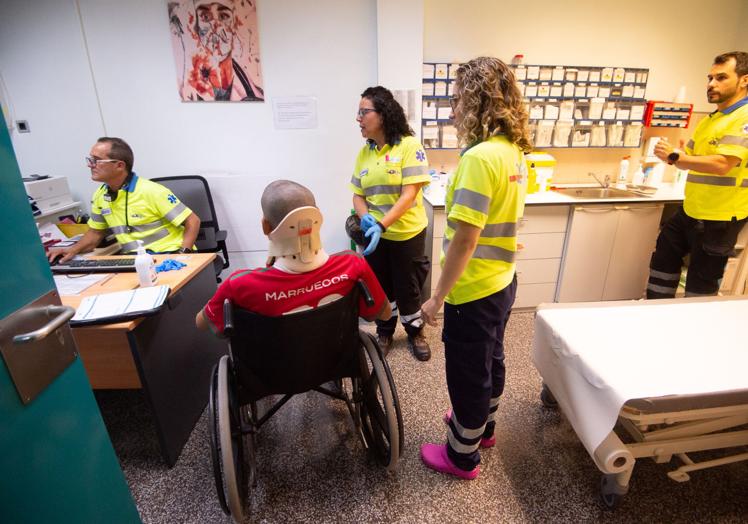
[155,259,187,273]
[362,224,383,256]
[360,213,378,233]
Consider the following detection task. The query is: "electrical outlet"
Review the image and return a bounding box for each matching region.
[16,120,30,133]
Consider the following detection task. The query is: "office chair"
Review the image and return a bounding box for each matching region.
[208,282,403,522]
[151,175,229,281]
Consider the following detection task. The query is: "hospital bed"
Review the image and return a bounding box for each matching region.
[532,296,748,509]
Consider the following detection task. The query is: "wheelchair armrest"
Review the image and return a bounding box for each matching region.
[223,299,235,337]
[357,280,375,307]
[215,229,227,242]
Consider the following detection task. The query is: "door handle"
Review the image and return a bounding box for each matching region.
[13,305,75,344]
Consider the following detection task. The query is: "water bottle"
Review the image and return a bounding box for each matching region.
[135,241,157,287]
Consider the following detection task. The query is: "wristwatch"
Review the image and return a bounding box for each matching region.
[667,149,681,165]
[178,247,193,254]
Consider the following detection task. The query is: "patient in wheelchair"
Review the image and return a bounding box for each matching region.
[196,179,391,334]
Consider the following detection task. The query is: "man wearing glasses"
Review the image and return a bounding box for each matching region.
[47,137,200,263]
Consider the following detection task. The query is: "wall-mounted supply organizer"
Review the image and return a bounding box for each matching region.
[422,62,649,149]
[643,101,693,128]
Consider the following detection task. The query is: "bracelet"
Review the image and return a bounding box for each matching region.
[376,221,387,232]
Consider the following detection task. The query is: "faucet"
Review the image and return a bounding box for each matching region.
[589,172,610,188]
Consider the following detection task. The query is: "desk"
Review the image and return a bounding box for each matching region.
[61,254,227,466]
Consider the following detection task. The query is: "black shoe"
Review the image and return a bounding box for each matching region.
[408,333,431,362]
[377,334,393,356]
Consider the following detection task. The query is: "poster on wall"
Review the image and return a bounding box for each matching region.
[167,0,264,102]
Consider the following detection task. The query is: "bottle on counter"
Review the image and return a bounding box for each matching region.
[135,240,157,288]
[617,155,630,188]
[632,164,646,186]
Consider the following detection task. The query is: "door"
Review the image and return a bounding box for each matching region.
[557,205,619,302]
[0,116,140,523]
[603,203,664,300]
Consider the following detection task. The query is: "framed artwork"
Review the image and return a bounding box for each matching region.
[168,0,264,102]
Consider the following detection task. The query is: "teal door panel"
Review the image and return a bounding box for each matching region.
[0,113,140,523]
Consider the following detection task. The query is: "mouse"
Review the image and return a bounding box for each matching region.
[49,254,64,266]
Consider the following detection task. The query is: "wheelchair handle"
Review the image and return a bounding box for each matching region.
[357,280,375,307]
[223,299,235,336]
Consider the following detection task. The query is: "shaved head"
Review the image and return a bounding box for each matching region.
[261,180,317,229]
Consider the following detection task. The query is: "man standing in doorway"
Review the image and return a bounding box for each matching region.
[648,51,748,298]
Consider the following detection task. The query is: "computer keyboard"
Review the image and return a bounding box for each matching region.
[51,258,137,274]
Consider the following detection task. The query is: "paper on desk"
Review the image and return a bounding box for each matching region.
[54,274,108,296]
[72,285,169,323]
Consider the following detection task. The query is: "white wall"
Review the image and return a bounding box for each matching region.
[424,0,747,112]
[0,0,378,269]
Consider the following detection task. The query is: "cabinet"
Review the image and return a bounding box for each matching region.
[557,203,663,302]
[515,206,569,308]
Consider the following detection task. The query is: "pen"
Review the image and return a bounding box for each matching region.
[99,274,115,286]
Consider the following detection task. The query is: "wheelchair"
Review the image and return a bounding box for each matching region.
[208,281,403,522]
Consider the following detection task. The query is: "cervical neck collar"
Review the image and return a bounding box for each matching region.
[266,206,328,273]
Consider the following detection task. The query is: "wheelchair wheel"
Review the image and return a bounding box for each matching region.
[214,356,247,522]
[358,331,403,471]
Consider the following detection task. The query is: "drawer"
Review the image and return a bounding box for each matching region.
[516,258,561,284]
[516,232,565,260]
[518,206,569,234]
[433,209,447,238]
[513,282,557,309]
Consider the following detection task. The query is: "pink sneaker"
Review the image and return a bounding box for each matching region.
[443,410,495,449]
[420,443,479,480]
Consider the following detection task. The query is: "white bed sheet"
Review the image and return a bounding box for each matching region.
[532,297,748,458]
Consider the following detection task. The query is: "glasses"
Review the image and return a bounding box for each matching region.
[86,156,120,168]
[357,108,377,118]
[449,96,460,110]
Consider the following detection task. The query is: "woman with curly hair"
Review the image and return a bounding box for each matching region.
[350,86,432,361]
[420,57,532,479]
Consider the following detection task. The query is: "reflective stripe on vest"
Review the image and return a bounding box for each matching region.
[720,135,748,148]
[402,165,428,179]
[443,237,516,263]
[109,219,166,235]
[453,188,490,215]
[119,228,170,253]
[364,184,401,196]
[741,179,748,188]
[686,139,695,150]
[90,212,104,223]
[350,176,362,188]
[447,219,517,237]
[164,203,187,223]
[687,173,737,186]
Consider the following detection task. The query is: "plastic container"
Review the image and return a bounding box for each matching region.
[617,156,630,188]
[135,240,157,288]
[632,164,645,186]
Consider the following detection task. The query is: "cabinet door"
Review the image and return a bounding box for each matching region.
[557,205,619,302]
[602,204,663,300]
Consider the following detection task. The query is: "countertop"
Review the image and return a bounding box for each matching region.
[423,182,685,208]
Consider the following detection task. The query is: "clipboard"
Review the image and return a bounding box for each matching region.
[70,285,171,326]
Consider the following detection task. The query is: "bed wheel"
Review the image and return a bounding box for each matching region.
[540,383,558,409]
[599,474,625,510]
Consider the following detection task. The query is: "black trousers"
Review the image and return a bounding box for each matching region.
[443,276,516,471]
[365,229,429,338]
[647,207,747,298]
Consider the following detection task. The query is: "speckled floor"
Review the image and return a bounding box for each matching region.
[96,312,748,523]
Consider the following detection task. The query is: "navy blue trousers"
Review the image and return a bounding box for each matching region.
[443,275,516,471]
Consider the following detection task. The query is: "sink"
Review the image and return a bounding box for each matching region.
[553,187,640,199]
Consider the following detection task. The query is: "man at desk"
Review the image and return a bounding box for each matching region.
[47,137,200,263]
[196,180,390,334]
